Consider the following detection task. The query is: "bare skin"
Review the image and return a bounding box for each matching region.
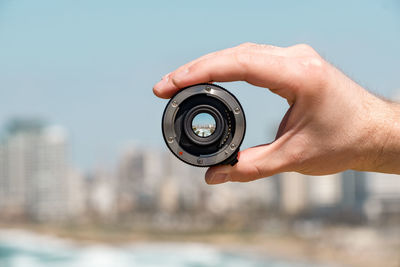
[153,43,400,184]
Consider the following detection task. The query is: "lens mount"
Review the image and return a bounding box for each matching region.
[183,105,224,146]
[162,83,246,167]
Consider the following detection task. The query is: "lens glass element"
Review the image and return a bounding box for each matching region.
[191,113,216,138]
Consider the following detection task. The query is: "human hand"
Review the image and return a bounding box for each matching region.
[153,43,400,184]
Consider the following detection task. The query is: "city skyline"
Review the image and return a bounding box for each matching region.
[1,0,399,169]
[0,117,399,225]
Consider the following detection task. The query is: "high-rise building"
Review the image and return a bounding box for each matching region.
[65,168,87,220]
[364,172,400,221]
[279,172,343,216]
[116,146,144,214]
[117,145,166,215]
[164,152,208,213]
[0,119,79,221]
[308,174,341,209]
[87,167,117,221]
[340,170,367,215]
[279,172,308,215]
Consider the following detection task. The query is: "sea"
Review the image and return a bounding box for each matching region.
[0,229,335,267]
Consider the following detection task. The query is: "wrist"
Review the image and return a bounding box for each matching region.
[356,95,400,173]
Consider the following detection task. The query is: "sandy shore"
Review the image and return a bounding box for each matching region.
[0,223,399,267]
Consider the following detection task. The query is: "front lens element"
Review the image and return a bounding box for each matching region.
[191,113,216,138]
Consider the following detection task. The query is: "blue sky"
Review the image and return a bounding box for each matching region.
[1,0,399,169]
[192,113,215,127]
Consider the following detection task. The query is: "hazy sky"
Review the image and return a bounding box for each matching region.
[1,0,399,170]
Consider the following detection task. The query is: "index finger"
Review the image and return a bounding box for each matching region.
[153,44,298,102]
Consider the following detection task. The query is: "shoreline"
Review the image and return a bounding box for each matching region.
[0,224,399,267]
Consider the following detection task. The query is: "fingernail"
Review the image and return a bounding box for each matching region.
[154,75,170,92]
[162,72,171,80]
[209,173,229,184]
[172,68,189,83]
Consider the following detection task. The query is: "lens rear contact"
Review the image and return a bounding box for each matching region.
[162,83,246,167]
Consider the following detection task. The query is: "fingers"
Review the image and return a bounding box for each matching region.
[204,142,289,185]
[153,48,235,99]
[153,43,299,102]
[153,74,176,99]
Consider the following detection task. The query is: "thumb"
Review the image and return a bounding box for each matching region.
[205,143,288,184]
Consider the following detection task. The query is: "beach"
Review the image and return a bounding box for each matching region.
[0,224,398,267]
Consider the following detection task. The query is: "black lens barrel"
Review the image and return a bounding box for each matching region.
[162,83,246,167]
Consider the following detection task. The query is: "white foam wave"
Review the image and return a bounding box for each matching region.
[0,229,322,267]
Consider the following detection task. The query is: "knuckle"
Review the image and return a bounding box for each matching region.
[292,43,316,54]
[298,55,329,87]
[290,44,322,60]
[229,154,267,182]
[233,52,251,77]
[229,164,262,182]
[252,160,266,179]
[300,56,325,73]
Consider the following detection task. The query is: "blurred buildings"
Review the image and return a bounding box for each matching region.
[0,119,85,222]
[0,117,399,227]
[364,172,400,223]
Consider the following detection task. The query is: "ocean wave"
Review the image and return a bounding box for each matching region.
[0,229,324,267]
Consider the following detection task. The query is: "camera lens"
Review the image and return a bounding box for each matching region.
[162,83,246,167]
[191,113,215,138]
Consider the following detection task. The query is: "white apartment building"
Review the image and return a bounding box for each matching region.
[0,119,81,221]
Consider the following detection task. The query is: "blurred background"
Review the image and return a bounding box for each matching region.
[1,0,399,266]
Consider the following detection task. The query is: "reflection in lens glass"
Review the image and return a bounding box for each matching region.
[192,113,216,138]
